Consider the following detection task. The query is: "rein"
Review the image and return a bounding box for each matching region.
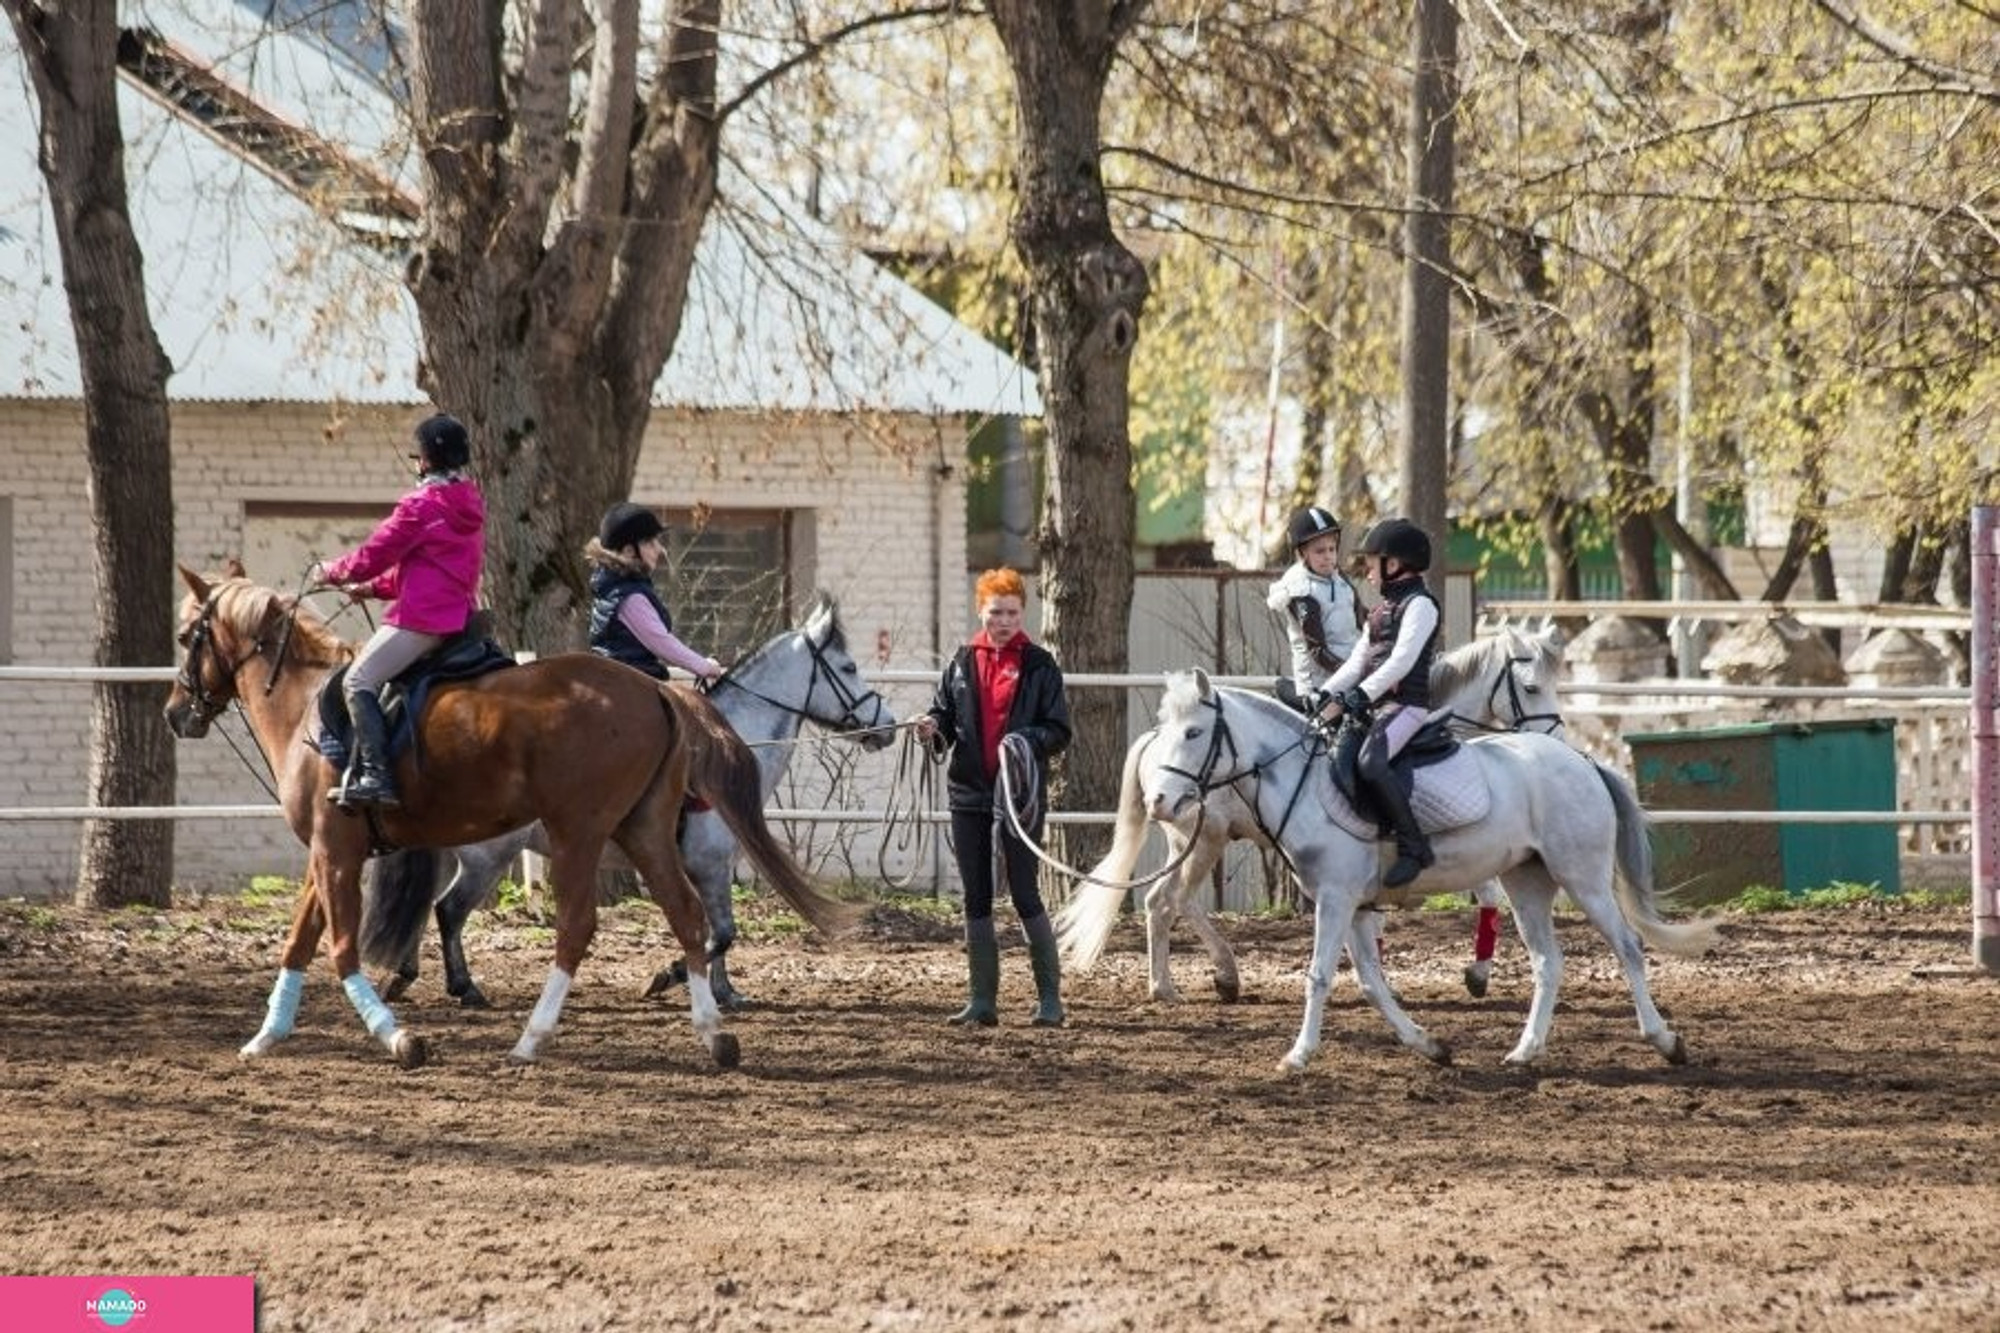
[706,634,896,750]
[1161,690,1323,875]
[876,728,942,890]
[993,731,1210,893]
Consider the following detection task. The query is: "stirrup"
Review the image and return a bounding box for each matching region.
[330,771,400,810]
[1383,844,1433,888]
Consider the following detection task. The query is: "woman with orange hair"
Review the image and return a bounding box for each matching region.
[916,568,1073,1027]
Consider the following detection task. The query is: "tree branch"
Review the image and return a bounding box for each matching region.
[1811,0,2000,92]
[719,4,962,122]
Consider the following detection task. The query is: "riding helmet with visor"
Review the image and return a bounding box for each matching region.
[1286,505,1341,551]
[1357,517,1431,572]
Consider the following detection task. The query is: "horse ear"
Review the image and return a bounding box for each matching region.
[178,564,211,600]
[1542,623,1567,651]
[1192,667,1215,698]
[223,556,247,579]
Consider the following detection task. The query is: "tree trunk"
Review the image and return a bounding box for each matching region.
[1537,495,1582,600]
[989,1,1151,864]
[1397,0,1456,545]
[7,0,177,907]
[407,1,719,651]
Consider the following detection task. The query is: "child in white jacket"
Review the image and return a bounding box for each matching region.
[1266,505,1363,713]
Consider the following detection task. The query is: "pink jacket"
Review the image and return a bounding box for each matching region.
[324,477,485,634]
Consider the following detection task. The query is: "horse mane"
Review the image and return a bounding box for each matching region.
[210,578,352,667]
[1426,634,1505,702]
[1428,627,1563,702]
[734,591,844,671]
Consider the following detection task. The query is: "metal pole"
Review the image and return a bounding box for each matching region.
[1972,506,1999,973]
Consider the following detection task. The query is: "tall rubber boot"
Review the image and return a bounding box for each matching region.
[1022,911,1066,1027]
[332,687,401,809]
[947,916,1000,1027]
[1373,775,1433,888]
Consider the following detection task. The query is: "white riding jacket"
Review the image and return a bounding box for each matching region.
[1266,562,1363,698]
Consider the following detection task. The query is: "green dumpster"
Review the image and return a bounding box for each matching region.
[1626,718,1900,903]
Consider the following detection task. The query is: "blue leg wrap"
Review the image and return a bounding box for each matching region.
[341,973,398,1039]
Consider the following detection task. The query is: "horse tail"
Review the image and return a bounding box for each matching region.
[658,683,862,940]
[1596,760,1718,957]
[358,848,448,972]
[1055,730,1156,971]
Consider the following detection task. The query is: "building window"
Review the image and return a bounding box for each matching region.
[660,508,790,659]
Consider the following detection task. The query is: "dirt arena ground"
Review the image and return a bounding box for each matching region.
[1,891,1995,1332]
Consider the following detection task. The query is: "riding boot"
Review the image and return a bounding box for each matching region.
[332,687,401,809]
[947,916,1000,1027]
[1373,775,1433,888]
[1021,911,1066,1027]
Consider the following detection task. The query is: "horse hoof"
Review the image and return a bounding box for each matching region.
[1425,1039,1454,1066]
[1661,1034,1688,1065]
[1462,966,1488,999]
[380,973,412,1003]
[1213,980,1241,1004]
[391,1030,429,1071]
[1278,1052,1310,1075]
[710,1032,741,1070]
[644,962,688,999]
[457,985,490,1010]
[718,993,752,1014]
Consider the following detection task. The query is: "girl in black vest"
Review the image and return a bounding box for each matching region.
[585,503,723,682]
[1317,518,1441,887]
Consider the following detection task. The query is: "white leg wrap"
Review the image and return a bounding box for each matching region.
[240,967,307,1059]
[341,972,401,1044]
[687,971,722,1039]
[510,966,572,1063]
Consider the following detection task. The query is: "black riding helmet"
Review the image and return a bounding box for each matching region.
[599,501,666,553]
[1287,505,1341,550]
[410,413,472,473]
[1357,517,1431,571]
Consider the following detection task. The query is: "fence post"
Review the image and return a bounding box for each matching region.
[1972,506,1999,973]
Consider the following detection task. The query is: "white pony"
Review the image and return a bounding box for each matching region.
[1068,669,1714,1072]
[1057,625,1565,1003]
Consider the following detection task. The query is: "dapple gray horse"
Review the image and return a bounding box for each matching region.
[1066,670,1714,1072]
[1056,626,1565,1003]
[359,593,895,1011]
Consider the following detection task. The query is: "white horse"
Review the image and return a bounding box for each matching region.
[1057,625,1565,1003]
[358,592,896,1010]
[1068,669,1714,1072]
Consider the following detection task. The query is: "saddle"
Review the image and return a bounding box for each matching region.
[315,613,516,774]
[1325,716,1490,842]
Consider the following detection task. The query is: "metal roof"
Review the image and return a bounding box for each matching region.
[0,3,1038,417]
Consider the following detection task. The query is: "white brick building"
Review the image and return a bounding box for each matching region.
[0,14,1034,897]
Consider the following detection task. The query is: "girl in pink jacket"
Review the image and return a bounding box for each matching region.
[318,412,485,808]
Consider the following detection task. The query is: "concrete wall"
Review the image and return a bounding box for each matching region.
[0,399,966,898]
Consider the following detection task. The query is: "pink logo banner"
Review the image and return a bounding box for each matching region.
[0,1276,254,1332]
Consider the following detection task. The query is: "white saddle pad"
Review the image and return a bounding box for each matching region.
[1320,746,1491,841]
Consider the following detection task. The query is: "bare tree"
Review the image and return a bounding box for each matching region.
[4,0,178,907]
[404,1,724,648]
[986,0,1151,854]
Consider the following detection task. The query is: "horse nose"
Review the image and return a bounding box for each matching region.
[1143,789,1176,823]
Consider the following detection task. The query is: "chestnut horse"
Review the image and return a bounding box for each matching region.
[165,563,855,1070]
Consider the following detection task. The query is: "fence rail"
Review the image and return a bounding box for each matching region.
[5,663,1981,893]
